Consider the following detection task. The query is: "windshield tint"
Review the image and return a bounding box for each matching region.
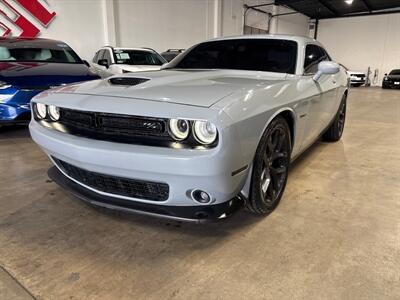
[0,41,82,63]
[173,39,298,74]
[389,69,400,75]
[113,49,165,65]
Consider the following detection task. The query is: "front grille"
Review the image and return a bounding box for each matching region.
[53,157,169,201]
[352,74,365,78]
[58,108,171,145]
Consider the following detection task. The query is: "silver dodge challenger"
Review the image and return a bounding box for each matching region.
[30,35,349,223]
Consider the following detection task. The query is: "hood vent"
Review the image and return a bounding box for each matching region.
[108,77,150,86]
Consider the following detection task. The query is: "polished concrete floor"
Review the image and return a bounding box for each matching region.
[0,87,399,300]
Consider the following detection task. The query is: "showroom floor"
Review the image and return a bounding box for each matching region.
[0,87,399,300]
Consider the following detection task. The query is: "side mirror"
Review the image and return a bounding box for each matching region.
[313,61,340,81]
[82,60,90,67]
[98,59,109,68]
[384,73,388,76]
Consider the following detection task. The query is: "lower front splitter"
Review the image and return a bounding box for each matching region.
[48,166,243,223]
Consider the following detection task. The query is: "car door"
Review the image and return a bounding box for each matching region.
[300,44,338,148]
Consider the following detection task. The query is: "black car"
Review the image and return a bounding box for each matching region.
[382,69,400,89]
[160,49,185,62]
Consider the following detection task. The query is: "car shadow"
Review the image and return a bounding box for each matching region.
[0,125,31,140]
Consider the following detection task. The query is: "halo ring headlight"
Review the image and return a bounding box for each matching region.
[169,119,189,141]
[48,105,60,121]
[193,121,217,145]
[36,103,47,119]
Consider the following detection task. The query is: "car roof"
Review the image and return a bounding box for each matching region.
[204,34,321,47]
[101,46,155,52]
[0,37,66,45]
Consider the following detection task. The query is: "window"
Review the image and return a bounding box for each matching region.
[389,69,400,75]
[103,49,113,65]
[173,39,298,74]
[92,51,100,63]
[304,44,327,74]
[0,41,82,64]
[113,49,165,65]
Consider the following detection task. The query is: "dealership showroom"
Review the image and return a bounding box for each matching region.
[1,0,400,299]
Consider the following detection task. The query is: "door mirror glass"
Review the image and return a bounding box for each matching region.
[313,61,340,81]
[98,59,109,68]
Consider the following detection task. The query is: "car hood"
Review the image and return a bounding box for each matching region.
[0,62,99,87]
[51,69,288,108]
[386,75,400,80]
[117,64,162,72]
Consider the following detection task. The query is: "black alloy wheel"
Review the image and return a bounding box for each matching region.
[246,116,291,215]
[323,94,347,142]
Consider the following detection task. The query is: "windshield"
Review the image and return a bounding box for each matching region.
[0,41,82,63]
[113,49,165,65]
[389,69,400,75]
[173,39,298,74]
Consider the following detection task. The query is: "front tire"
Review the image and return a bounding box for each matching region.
[246,117,291,215]
[323,94,347,142]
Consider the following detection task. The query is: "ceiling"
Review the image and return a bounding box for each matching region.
[274,0,400,19]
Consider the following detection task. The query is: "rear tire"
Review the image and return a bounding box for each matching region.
[323,94,347,142]
[246,117,291,215]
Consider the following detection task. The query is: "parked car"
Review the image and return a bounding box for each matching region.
[91,46,166,78]
[30,35,348,222]
[160,49,185,62]
[346,70,366,87]
[0,38,99,125]
[382,69,400,89]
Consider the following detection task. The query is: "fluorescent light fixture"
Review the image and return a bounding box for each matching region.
[345,0,354,4]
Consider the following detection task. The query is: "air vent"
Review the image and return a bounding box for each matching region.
[108,77,149,86]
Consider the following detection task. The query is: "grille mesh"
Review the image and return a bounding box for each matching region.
[53,158,169,201]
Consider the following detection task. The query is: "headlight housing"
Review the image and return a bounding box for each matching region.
[167,118,218,146]
[35,103,47,119]
[193,120,218,145]
[48,105,60,121]
[169,119,189,141]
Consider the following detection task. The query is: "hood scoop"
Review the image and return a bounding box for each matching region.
[108,77,150,86]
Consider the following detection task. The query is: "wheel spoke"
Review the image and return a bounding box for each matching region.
[270,166,286,175]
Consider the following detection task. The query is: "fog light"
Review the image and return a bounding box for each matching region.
[191,189,212,204]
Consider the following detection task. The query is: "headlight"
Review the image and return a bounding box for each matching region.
[48,105,60,121]
[35,103,47,119]
[0,81,11,90]
[193,120,217,145]
[169,119,189,140]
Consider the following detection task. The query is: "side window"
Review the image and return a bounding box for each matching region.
[304,45,324,74]
[320,47,332,61]
[103,49,113,65]
[96,49,105,63]
[92,51,99,63]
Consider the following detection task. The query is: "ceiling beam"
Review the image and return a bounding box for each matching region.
[360,0,373,12]
[318,0,341,17]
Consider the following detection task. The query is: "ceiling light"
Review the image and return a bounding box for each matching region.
[345,0,354,4]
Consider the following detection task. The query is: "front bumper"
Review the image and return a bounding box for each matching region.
[30,120,249,207]
[382,81,400,89]
[350,78,365,85]
[48,166,243,223]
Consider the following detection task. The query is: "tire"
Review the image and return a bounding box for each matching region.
[246,116,291,215]
[323,94,347,142]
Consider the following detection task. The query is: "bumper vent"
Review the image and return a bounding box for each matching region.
[52,157,169,201]
[108,77,149,86]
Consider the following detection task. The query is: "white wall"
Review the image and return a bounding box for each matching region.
[318,13,400,86]
[12,0,309,61]
[33,0,106,61]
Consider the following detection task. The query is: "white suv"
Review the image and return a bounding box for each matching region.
[91,46,167,78]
